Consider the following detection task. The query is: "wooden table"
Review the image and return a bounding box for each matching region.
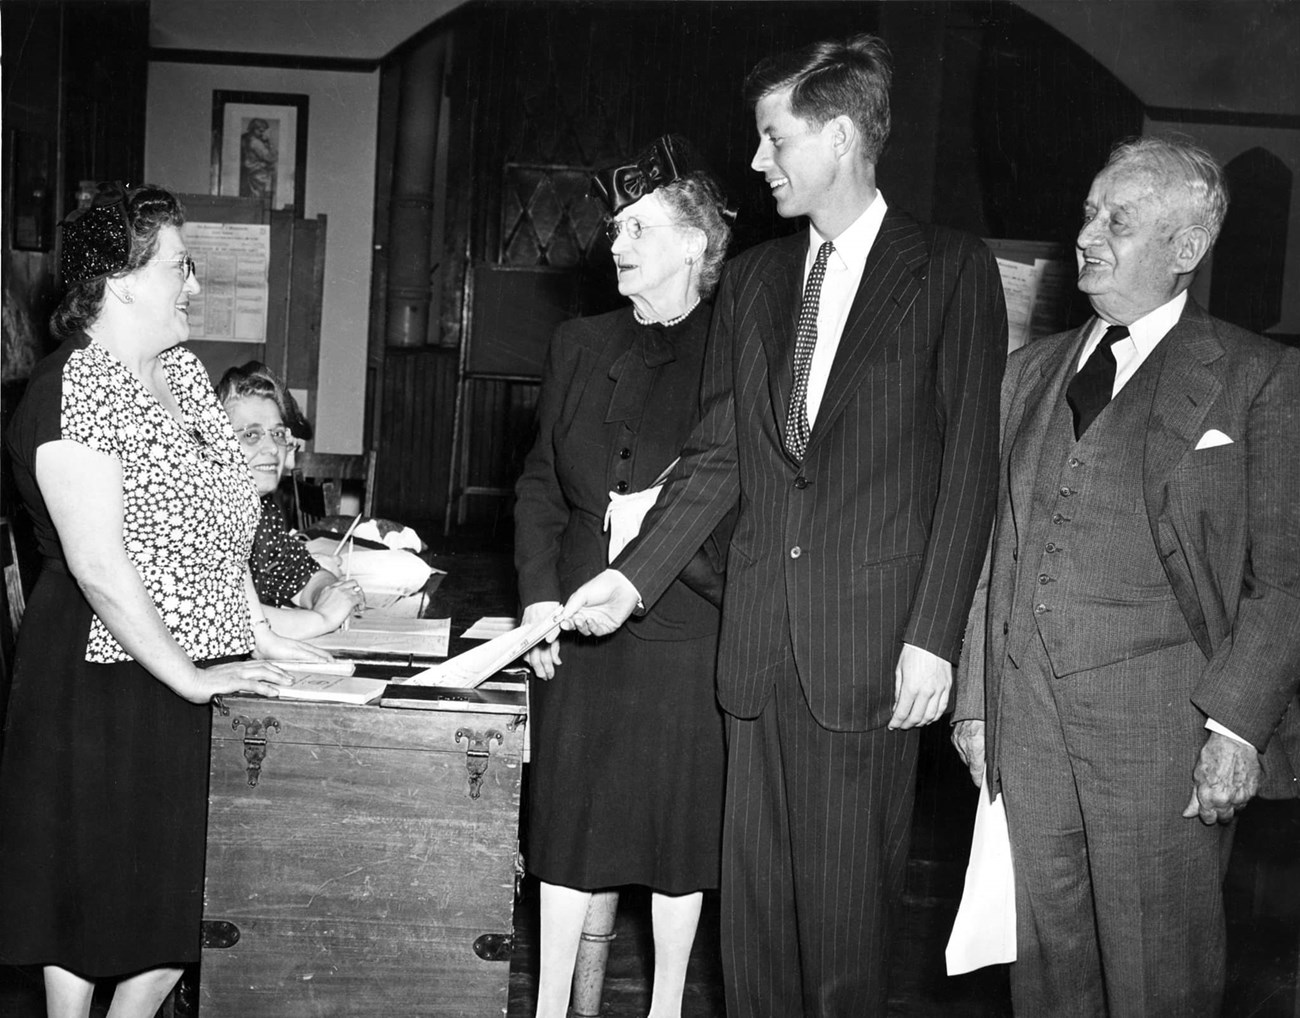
[200,552,526,1017]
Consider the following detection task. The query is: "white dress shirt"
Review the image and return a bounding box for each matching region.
[1075,290,1188,397]
[802,191,888,428]
[1076,290,1248,749]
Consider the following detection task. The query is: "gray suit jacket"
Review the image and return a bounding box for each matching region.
[956,299,1300,798]
[618,209,1007,731]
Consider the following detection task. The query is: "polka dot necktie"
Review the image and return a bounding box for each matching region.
[1066,323,1128,439]
[786,241,834,460]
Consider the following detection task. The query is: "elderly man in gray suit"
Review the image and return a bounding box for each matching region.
[562,33,1006,1017]
[953,136,1300,1017]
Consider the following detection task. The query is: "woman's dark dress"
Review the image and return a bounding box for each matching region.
[515,304,728,893]
[250,495,319,607]
[0,337,260,977]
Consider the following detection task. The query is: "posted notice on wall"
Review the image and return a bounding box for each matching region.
[184,222,271,343]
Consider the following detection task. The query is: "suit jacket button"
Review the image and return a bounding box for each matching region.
[1059,486,1074,497]
[1002,622,1009,635]
[794,476,808,489]
[790,546,802,559]
[619,447,631,459]
[1033,603,1049,615]
[615,480,629,493]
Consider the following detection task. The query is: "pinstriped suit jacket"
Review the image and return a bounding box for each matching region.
[955,300,1300,797]
[616,209,1007,731]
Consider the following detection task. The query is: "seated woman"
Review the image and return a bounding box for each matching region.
[216,361,363,639]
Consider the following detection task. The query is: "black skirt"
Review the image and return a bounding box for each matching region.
[0,568,213,977]
[526,625,726,894]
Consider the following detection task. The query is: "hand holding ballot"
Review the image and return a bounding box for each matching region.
[521,601,563,680]
[560,569,641,638]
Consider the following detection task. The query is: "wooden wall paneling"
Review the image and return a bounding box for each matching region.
[376,347,458,526]
[972,3,1144,247]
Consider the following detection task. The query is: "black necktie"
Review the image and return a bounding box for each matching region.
[1066,324,1128,439]
[786,241,834,460]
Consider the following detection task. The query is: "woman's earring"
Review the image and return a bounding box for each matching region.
[120,290,135,304]
[685,256,694,265]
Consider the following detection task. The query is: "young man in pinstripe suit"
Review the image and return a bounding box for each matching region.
[563,34,1007,1016]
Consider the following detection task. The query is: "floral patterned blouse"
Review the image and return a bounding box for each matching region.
[6,335,261,663]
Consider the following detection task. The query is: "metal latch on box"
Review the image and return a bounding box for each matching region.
[455,727,503,798]
[232,715,281,787]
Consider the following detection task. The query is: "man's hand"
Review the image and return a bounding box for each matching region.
[560,569,640,637]
[888,642,952,729]
[1183,731,1261,825]
[522,601,563,680]
[951,719,986,789]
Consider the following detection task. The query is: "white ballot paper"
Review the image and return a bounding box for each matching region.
[395,607,565,688]
[462,617,519,640]
[945,777,1017,975]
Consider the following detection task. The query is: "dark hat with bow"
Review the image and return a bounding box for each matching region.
[590,134,705,215]
[59,182,133,286]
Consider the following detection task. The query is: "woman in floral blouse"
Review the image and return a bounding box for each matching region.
[0,183,327,1017]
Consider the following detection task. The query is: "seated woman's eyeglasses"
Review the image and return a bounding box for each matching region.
[161,255,198,281]
[603,217,678,242]
[234,424,293,448]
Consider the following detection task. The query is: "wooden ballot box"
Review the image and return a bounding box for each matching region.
[200,686,526,1017]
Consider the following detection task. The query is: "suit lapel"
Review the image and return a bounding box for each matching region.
[1142,301,1225,652]
[807,211,924,449]
[1007,326,1088,500]
[1142,300,1225,498]
[754,233,807,453]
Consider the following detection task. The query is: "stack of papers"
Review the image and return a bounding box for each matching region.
[307,617,451,659]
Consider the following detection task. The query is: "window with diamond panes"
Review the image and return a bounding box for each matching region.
[500,164,609,268]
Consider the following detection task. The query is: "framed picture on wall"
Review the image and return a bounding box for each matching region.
[210,91,308,213]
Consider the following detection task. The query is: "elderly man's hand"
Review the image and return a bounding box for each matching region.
[1182,732,1261,825]
[951,719,987,789]
[561,569,640,637]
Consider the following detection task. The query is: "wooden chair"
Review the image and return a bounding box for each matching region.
[291,450,377,531]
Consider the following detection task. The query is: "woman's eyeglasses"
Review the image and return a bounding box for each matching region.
[233,424,294,448]
[160,255,197,281]
[603,217,678,242]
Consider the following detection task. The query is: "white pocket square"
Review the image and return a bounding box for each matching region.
[1194,429,1233,450]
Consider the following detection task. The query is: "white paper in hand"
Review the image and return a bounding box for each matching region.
[396,607,565,688]
[945,777,1017,975]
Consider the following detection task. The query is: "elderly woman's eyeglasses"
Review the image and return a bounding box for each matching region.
[160,255,197,281]
[234,424,294,448]
[603,217,678,242]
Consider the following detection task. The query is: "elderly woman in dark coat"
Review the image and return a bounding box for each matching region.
[514,137,734,1018]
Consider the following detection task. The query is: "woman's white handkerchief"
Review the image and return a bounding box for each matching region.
[604,485,664,563]
[945,777,1017,975]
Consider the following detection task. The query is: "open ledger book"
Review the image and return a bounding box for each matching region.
[392,607,566,689]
